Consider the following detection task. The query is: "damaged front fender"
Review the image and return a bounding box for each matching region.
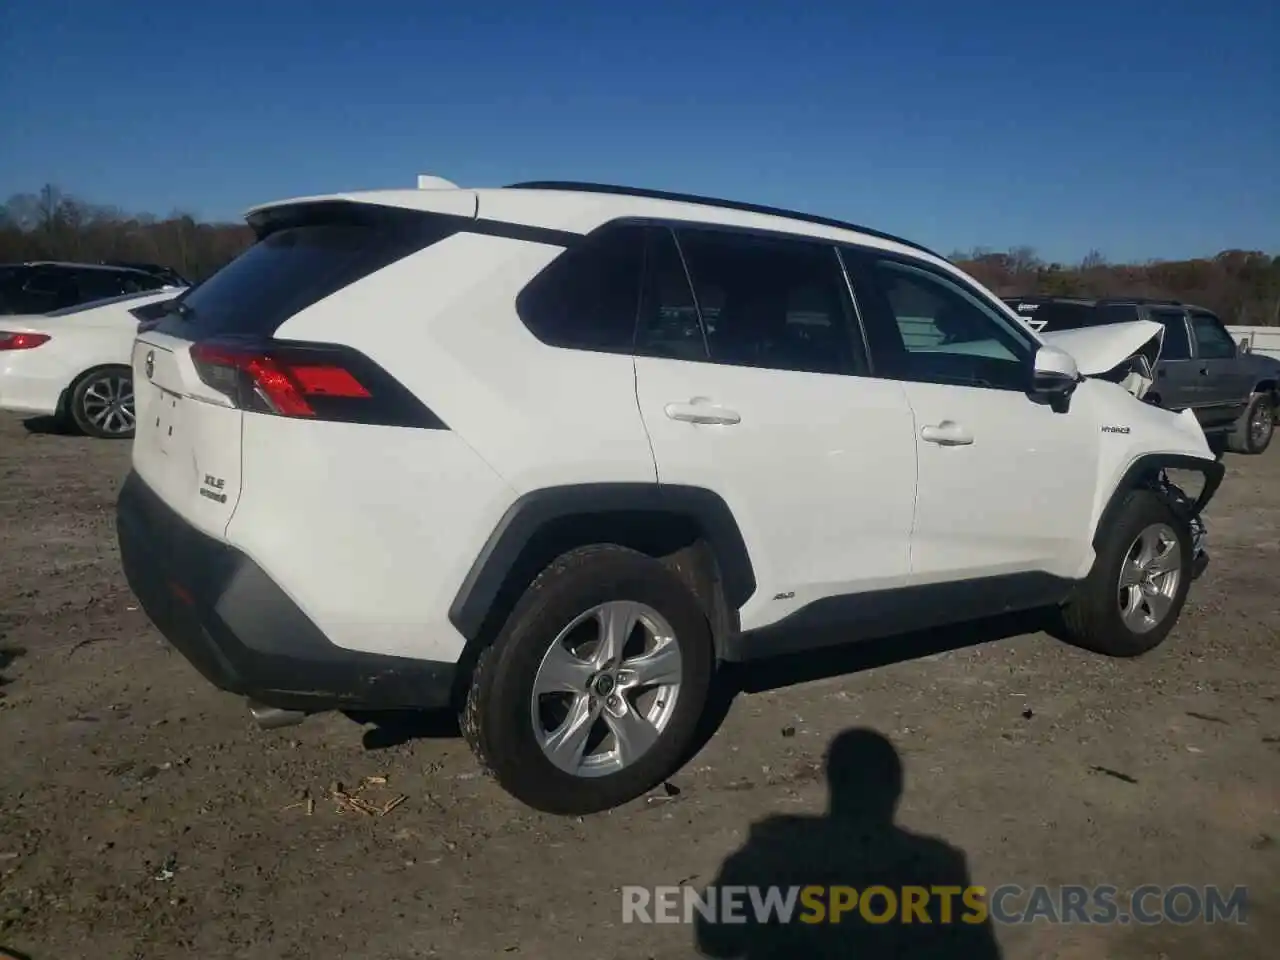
[1041,320,1165,399]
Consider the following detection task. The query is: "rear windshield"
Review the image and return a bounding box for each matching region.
[45,289,182,318]
[1030,302,1105,330]
[154,208,457,339]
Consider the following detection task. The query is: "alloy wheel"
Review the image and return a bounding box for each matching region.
[1116,522,1183,634]
[530,600,683,778]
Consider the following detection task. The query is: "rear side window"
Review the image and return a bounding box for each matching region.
[1031,302,1104,330]
[156,209,457,339]
[1148,309,1191,360]
[635,228,705,362]
[516,225,645,353]
[672,228,862,376]
[74,269,141,302]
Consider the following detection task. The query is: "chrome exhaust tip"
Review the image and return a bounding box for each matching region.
[247,699,307,730]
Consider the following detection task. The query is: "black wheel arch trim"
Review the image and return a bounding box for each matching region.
[447,483,756,642]
[1094,453,1224,545]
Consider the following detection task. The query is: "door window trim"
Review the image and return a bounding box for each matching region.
[1145,307,1192,363]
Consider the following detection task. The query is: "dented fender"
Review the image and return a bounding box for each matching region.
[1041,320,1165,398]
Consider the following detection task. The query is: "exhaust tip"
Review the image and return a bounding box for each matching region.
[247,699,307,730]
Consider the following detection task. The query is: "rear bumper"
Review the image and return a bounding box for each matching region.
[116,470,457,713]
[0,372,62,416]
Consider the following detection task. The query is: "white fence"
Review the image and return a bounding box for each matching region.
[1228,326,1280,360]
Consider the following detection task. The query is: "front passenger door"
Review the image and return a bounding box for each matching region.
[1189,310,1250,429]
[843,249,1099,583]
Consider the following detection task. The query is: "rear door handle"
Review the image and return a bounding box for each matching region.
[920,421,973,446]
[664,399,741,425]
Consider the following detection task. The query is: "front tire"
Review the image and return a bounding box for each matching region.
[1059,490,1193,657]
[1226,393,1274,455]
[69,366,136,439]
[461,545,713,815]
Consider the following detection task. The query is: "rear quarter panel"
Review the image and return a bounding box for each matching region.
[271,231,659,493]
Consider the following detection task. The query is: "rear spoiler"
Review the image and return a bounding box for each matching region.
[130,296,181,329]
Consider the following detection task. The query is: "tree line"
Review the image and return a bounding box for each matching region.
[2,185,1277,324]
[952,245,1280,325]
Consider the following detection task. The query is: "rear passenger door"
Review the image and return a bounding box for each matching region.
[631,226,919,632]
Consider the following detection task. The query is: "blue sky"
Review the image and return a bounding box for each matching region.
[2,0,1276,263]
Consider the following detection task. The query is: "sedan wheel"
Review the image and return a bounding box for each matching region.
[71,368,136,439]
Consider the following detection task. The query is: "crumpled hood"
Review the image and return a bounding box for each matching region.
[1040,319,1165,398]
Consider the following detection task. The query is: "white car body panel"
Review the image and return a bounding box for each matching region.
[900,379,1100,582]
[1040,319,1164,375]
[120,182,1220,694]
[0,289,182,417]
[634,358,918,631]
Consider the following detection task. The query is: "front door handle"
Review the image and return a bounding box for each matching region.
[920,421,974,446]
[1198,367,1209,376]
[664,399,741,425]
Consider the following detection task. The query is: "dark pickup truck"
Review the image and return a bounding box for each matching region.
[1004,296,1278,455]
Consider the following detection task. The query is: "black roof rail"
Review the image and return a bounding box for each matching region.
[506,180,943,259]
[1095,297,1182,307]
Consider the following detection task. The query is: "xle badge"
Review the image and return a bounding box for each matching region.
[199,474,228,504]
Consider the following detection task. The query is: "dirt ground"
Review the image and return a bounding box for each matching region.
[0,412,1276,960]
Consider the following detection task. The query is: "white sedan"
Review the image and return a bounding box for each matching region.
[0,287,185,438]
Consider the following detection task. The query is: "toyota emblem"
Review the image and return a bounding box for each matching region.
[144,350,155,380]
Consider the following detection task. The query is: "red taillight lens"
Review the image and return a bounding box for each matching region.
[188,340,443,429]
[0,332,51,351]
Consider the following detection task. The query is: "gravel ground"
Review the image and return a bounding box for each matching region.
[0,412,1276,959]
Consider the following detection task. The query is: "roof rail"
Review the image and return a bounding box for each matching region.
[1096,297,1182,307]
[506,180,942,259]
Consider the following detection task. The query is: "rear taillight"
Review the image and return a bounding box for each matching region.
[188,340,446,429]
[0,332,51,351]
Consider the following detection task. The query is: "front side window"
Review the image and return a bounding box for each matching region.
[516,225,645,353]
[1190,312,1235,360]
[671,228,861,376]
[851,254,1032,390]
[1148,308,1191,360]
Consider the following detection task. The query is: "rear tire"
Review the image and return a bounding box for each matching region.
[461,545,713,815]
[1058,490,1193,657]
[1226,393,1273,455]
[69,366,136,439]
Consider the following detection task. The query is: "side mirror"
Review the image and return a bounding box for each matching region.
[1239,338,1252,354]
[1031,345,1080,412]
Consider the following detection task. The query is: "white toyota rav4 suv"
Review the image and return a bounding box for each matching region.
[116,179,1223,815]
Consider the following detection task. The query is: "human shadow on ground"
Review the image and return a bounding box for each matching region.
[694,727,1003,959]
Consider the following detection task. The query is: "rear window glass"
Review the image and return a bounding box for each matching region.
[1031,302,1105,330]
[155,211,456,339]
[45,289,181,318]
